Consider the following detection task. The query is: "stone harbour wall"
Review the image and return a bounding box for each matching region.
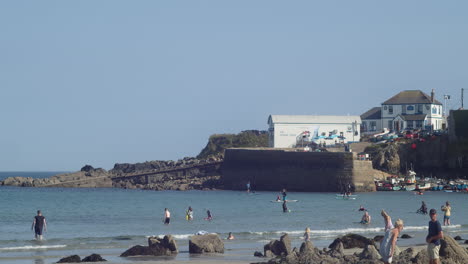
[222,148,377,192]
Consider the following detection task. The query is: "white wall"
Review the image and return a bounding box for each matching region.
[270,123,360,148]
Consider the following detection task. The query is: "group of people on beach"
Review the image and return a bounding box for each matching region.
[353,201,450,264]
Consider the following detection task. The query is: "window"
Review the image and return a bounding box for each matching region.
[407,105,414,111]
[432,107,437,114]
[416,120,423,128]
[417,104,423,114]
[388,106,393,114]
[370,121,377,131]
[402,105,406,114]
[384,105,388,110]
[388,120,393,129]
[407,121,414,129]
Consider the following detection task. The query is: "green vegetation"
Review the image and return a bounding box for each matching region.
[197,130,268,159]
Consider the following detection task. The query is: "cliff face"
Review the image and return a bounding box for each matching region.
[367,136,468,178]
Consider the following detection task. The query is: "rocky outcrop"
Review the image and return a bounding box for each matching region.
[120,235,177,257]
[328,234,374,249]
[264,234,292,257]
[256,233,468,264]
[189,234,224,254]
[147,235,178,255]
[1,157,223,191]
[81,254,106,262]
[120,245,152,257]
[57,255,81,263]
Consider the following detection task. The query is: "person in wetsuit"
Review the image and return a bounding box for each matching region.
[282,200,288,213]
[418,201,428,214]
[31,210,47,240]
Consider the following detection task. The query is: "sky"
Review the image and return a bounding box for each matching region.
[1,1,467,171]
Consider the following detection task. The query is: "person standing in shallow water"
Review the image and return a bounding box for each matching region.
[31,210,47,240]
[164,208,171,225]
[282,200,288,213]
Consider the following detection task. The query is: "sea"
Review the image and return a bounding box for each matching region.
[0,172,467,264]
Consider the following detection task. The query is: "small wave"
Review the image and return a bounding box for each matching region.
[246,225,463,237]
[145,233,199,240]
[0,245,66,251]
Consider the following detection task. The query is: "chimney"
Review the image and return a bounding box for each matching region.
[431,89,435,103]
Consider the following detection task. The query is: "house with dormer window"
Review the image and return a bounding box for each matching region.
[361,89,443,132]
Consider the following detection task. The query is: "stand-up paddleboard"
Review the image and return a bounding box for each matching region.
[336,194,357,197]
[270,200,298,203]
[335,196,356,200]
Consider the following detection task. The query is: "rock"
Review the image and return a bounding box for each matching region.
[373,235,384,243]
[359,244,381,260]
[465,240,468,244]
[264,234,291,257]
[328,234,374,249]
[439,235,468,263]
[401,234,412,239]
[57,255,81,263]
[189,234,224,253]
[328,241,344,258]
[254,251,263,257]
[279,234,292,256]
[120,245,152,257]
[81,254,106,262]
[81,165,94,172]
[412,248,429,264]
[454,235,463,240]
[393,247,415,264]
[299,241,315,255]
[147,235,178,255]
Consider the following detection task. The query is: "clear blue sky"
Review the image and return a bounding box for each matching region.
[1,1,467,171]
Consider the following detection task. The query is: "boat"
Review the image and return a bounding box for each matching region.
[270,200,299,203]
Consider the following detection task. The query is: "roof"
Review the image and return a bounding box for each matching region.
[268,115,361,124]
[401,114,427,121]
[383,90,442,105]
[361,107,381,120]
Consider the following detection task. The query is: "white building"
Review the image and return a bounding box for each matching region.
[362,89,444,132]
[267,115,362,148]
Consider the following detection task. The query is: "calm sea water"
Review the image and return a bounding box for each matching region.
[0,172,467,264]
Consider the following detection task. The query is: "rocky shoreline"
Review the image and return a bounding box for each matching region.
[53,233,468,264]
[0,156,224,190]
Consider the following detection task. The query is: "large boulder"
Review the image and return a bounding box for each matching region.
[439,235,468,263]
[57,255,81,263]
[81,254,106,262]
[147,235,178,255]
[120,245,152,257]
[189,234,224,253]
[329,241,344,258]
[264,234,292,257]
[328,234,374,249]
[359,244,382,261]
